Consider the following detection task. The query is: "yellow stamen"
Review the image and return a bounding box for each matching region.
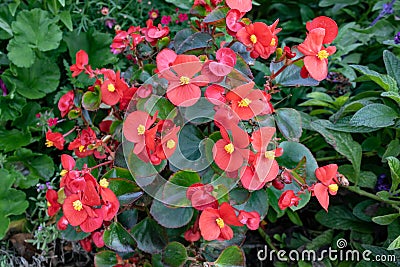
[45,140,54,147]
[224,143,235,154]
[216,218,225,228]
[264,150,275,160]
[107,84,116,92]
[250,34,257,44]
[78,145,85,152]
[60,169,68,177]
[328,184,339,192]
[317,50,329,60]
[179,76,190,85]
[72,200,83,211]
[137,124,146,135]
[270,38,276,46]
[151,12,158,18]
[99,178,109,188]
[238,98,252,107]
[47,201,51,207]
[166,139,176,149]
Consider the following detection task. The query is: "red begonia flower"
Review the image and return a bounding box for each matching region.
[92,231,105,248]
[58,90,74,118]
[57,216,69,230]
[297,28,336,81]
[205,84,226,105]
[46,189,61,216]
[45,130,65,150]
[226,0,252,13]
[187,183,218,211]
[226,81,269,120]
[68,127,99,158]
[141,19,169,46]
[161,61,209,107]
[306,16,338,44]
[184,227,201,242]
[70,50,89,77]
[156,48,177,73]
[99,179,120,221]
[226,9,245,35]
[80,208,103,233]
[278,190,301,210]
[238,210,260,230]
[313,164,339,211]
[199,202,243,241]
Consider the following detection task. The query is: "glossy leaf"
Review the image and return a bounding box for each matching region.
[174,31,213,54]
[103,222,136,253]
[274,108,302,142]
[163,242,188,267]
[150,200,193,228]
[94,251,118,267]
[131,218,167,254]
[214,246,245,267]
[350,104,398,128]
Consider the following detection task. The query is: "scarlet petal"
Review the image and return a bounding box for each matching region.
[209,62,233,77]
[254,155,274,183]
[251,127,276,152]
[199,208,221,241]
[80,208,103,233]
[156,48,177,72]
[219,202,243,226]
[306,16,338,44]
[82,180,101,206]
[226,0,252,13]
[314,183,329,211]
[205,84,226,105]
[101,80,121,106]
[76,50,89,67]
[92,231,105,248]
[315,164,338,185]
[303,56,328,81]
[167,84,201,107]
[219,225,234,240]
[63,194,88,226]
[172,61,202,79]
[240,166,266,190]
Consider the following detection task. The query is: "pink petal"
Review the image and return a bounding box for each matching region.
[314,183,329,211]
[166,84,201,107]
[304,56,328,81]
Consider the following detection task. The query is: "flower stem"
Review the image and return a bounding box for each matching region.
[346,186,400,206]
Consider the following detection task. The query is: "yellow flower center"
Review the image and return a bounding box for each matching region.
[179,76,190,85]
[264,150,275,160]
[224,143,235,154]
[47,201,51,207]
[60,169,68,177]
[270,38,276,46]
[317,50,329,60]
[250,34,257,44]
[216,218,225,228]
[99,178,109,188]
[137,124,146,135]
[166,139,176,149]
[78,145,85,152]
[73,200,83,211]
[151,12,158,18]
[238,98,252,107]
[108,83,116,92]
[328,184,339,192]
[45,140,54,147]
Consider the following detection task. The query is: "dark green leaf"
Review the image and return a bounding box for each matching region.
[351,64,398,92]
[0,129,31,152]
[131,218,167,254]
[372,213,400,226]
[150,200,193,228]
[214,246,245,267]
[274,108,302,142]
[383,50,400,88]
[59,10,72,31]
[118,209,138,229]
[94,251,118,267]
[387,157,400,192]
[175,31,212,54]
[235,189,268,218]
[61,224,90,241]
[203,7,229,25]
[350,104,398,128]
[102,167,134,181]
[103,222,136,253]
[6,39,35,67]
[0,92,27,122]
[144,95,176,120]
[338,165,376,189]
[163,242,188,267]
[388,235,400,250]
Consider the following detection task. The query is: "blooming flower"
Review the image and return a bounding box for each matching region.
[45,130,65,150]
[47,117,58,127]
[278,190,301,210]
[199,202,243,241]
[58,90,75,118]
[306,16,338,45]
[236,21,279,59]
[161,60,209,107]
[101,7,109,16]
[202,47,237,82]
[312,164,339,212]
[226,9,245,36]
[298,28,336,81]
[226,0,252,13]
[238,210,260,230]
[70,50,93,77]
[178,13,188,22]
[46,189,61,216]
[68,127,101,158]
[161,15,171,25]
[148,9,159,20]
[141,19,170,46]
[156,48,178,73]
[226,81,270,120]
[186,183,218,211]
[100,69,128,106]
[394,32,400,44]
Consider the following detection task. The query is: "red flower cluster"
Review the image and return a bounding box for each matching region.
[46,154,119,233]
[123,111,180,165]
[311,164,339,211]
[68,127,105,159]
[110,26,144,54]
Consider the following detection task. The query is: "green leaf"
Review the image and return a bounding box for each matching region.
[0,169,29,239]
[235,190,269,218]
[174,31,212,54]
[150,200,193,228]
[6,39,35,67]
[9,58,60,99]
[214,246,245,267]
[387,157,400,192]
[118,209,138,229]
[94,251,118,267]
[270,59,319,87]
[383,50,400,88]
[108,178,142,205]
[274,108,302,142]
[61,223,90,241]
[372,213,400,226]
[103,222,136,253]
[0,129,31,152]
[350,104,398,128]
[381,91,400,104]
[179,97,215,124]
[388,235,400,250]
[306,229,334,250]
[203,7,229,25]
[338,165,376,189]
[322,117,378,133]
[131,218,167,254]
[311,120,362,179]
[0,16,12,39]
[164,0,191,9]
[315,206,373,233]
[64,29,116,68]
[163,242,188,267]
[82,87,101,111]
[382,139,400,161]
[59,10,72,31]
[0,92,27,122]
[319,0,359,7]
[350,64,398,92]
[144,95,176,120]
